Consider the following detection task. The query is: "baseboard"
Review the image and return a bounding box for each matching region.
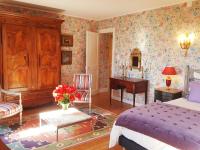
[98,88,109,93]
[92,90,99,95]
[111,95,143,107]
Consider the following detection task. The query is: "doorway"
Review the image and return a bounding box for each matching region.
[98,32,113,92]
[86,28,115,94]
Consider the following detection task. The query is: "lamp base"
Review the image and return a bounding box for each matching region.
[166,86,171,91]
[166,76,171,90]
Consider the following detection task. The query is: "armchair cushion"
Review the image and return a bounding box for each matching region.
[0,103,22,119]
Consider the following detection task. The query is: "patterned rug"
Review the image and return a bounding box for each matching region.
[0,107,116,150]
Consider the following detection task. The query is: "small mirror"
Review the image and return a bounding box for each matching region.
[130,48,141,70]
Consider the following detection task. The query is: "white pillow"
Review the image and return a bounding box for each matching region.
[194,72,200,80]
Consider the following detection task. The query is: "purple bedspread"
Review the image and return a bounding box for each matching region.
[116,102,200,150]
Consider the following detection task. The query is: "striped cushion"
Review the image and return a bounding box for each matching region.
[74,74,92,90]
[0,103,21,119]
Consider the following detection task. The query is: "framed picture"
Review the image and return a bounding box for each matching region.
[61,34,73,47]
[61,51,72,65]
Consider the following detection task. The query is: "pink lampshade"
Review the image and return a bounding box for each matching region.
[162,66,177,75]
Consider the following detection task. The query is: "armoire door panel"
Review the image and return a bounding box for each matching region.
[2,24,33,90]
[37,28,60,89]
[0,24,3,87]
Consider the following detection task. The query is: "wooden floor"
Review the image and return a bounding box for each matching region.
[0,92,132,150]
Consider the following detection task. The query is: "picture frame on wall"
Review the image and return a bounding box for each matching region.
[61,34,73,47]
[61,51,72,65]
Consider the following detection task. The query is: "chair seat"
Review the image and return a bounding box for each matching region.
[0,103,22,119]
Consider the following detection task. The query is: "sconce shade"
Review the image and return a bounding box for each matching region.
[162,67,177,75]
[180,40,191,50]
[178,33,195,56]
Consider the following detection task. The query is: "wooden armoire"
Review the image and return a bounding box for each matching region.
[0,11,63,107]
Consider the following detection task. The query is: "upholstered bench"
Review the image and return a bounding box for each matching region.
[0,89,23,125]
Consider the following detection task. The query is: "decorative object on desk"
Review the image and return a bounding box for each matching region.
[162,66,177,90]
[141,66,144,79]
[61,34,73,47]
[53,84,81,110]
[130,48,141,70]
[178,32,195,56]
[61,51,72,65]
[120,61,128,78]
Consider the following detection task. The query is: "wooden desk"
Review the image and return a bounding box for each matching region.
[110,77,148,106]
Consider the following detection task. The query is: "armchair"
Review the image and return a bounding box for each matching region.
[0,87,23,125]
[73,74,92,113]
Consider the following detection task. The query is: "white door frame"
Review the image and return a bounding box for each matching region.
[98,28,115,77]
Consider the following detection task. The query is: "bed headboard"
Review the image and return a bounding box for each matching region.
[184,65,200,96]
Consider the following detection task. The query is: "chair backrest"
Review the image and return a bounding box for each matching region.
[0,85,3,101]
[0,86,22,105]
[73,74,92,90]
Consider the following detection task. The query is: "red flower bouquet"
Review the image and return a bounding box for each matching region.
[53,84,81,109]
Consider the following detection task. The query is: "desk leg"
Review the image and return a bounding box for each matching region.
[56,128,58,142]
[133,93,135,107]
[145,91,148,104]
[121,89,123,103]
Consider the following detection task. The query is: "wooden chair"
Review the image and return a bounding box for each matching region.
[0,87,23,125]
[73,74,92,113]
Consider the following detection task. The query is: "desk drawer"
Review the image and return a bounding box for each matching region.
[110,79,119,89]
[110,78,134,91]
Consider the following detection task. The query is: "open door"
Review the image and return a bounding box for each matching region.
[86,31,99,95]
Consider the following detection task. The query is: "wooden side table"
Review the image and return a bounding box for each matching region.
[154,87,182,102]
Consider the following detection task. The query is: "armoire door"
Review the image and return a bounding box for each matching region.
[36,28,60,89]
[2,24,33,90]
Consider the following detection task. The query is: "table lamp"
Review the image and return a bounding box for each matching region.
[162,66,176,90]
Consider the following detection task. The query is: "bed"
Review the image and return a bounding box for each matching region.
[109,66,200,150]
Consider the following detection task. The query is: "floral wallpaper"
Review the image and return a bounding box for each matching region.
[60,15,96,84]
[97,1,200,105]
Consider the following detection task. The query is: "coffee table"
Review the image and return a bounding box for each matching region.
[39,107,93,141]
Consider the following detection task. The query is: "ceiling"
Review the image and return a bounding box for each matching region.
[2,0,189,20]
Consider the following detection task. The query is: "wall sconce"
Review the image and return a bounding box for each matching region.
[178,33,195,56]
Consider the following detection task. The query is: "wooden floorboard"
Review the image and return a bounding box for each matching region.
[0,92,132,150]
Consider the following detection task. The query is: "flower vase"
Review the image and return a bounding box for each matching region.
[61,103,70,110]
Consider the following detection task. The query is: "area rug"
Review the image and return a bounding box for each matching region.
[0,107,117,150]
